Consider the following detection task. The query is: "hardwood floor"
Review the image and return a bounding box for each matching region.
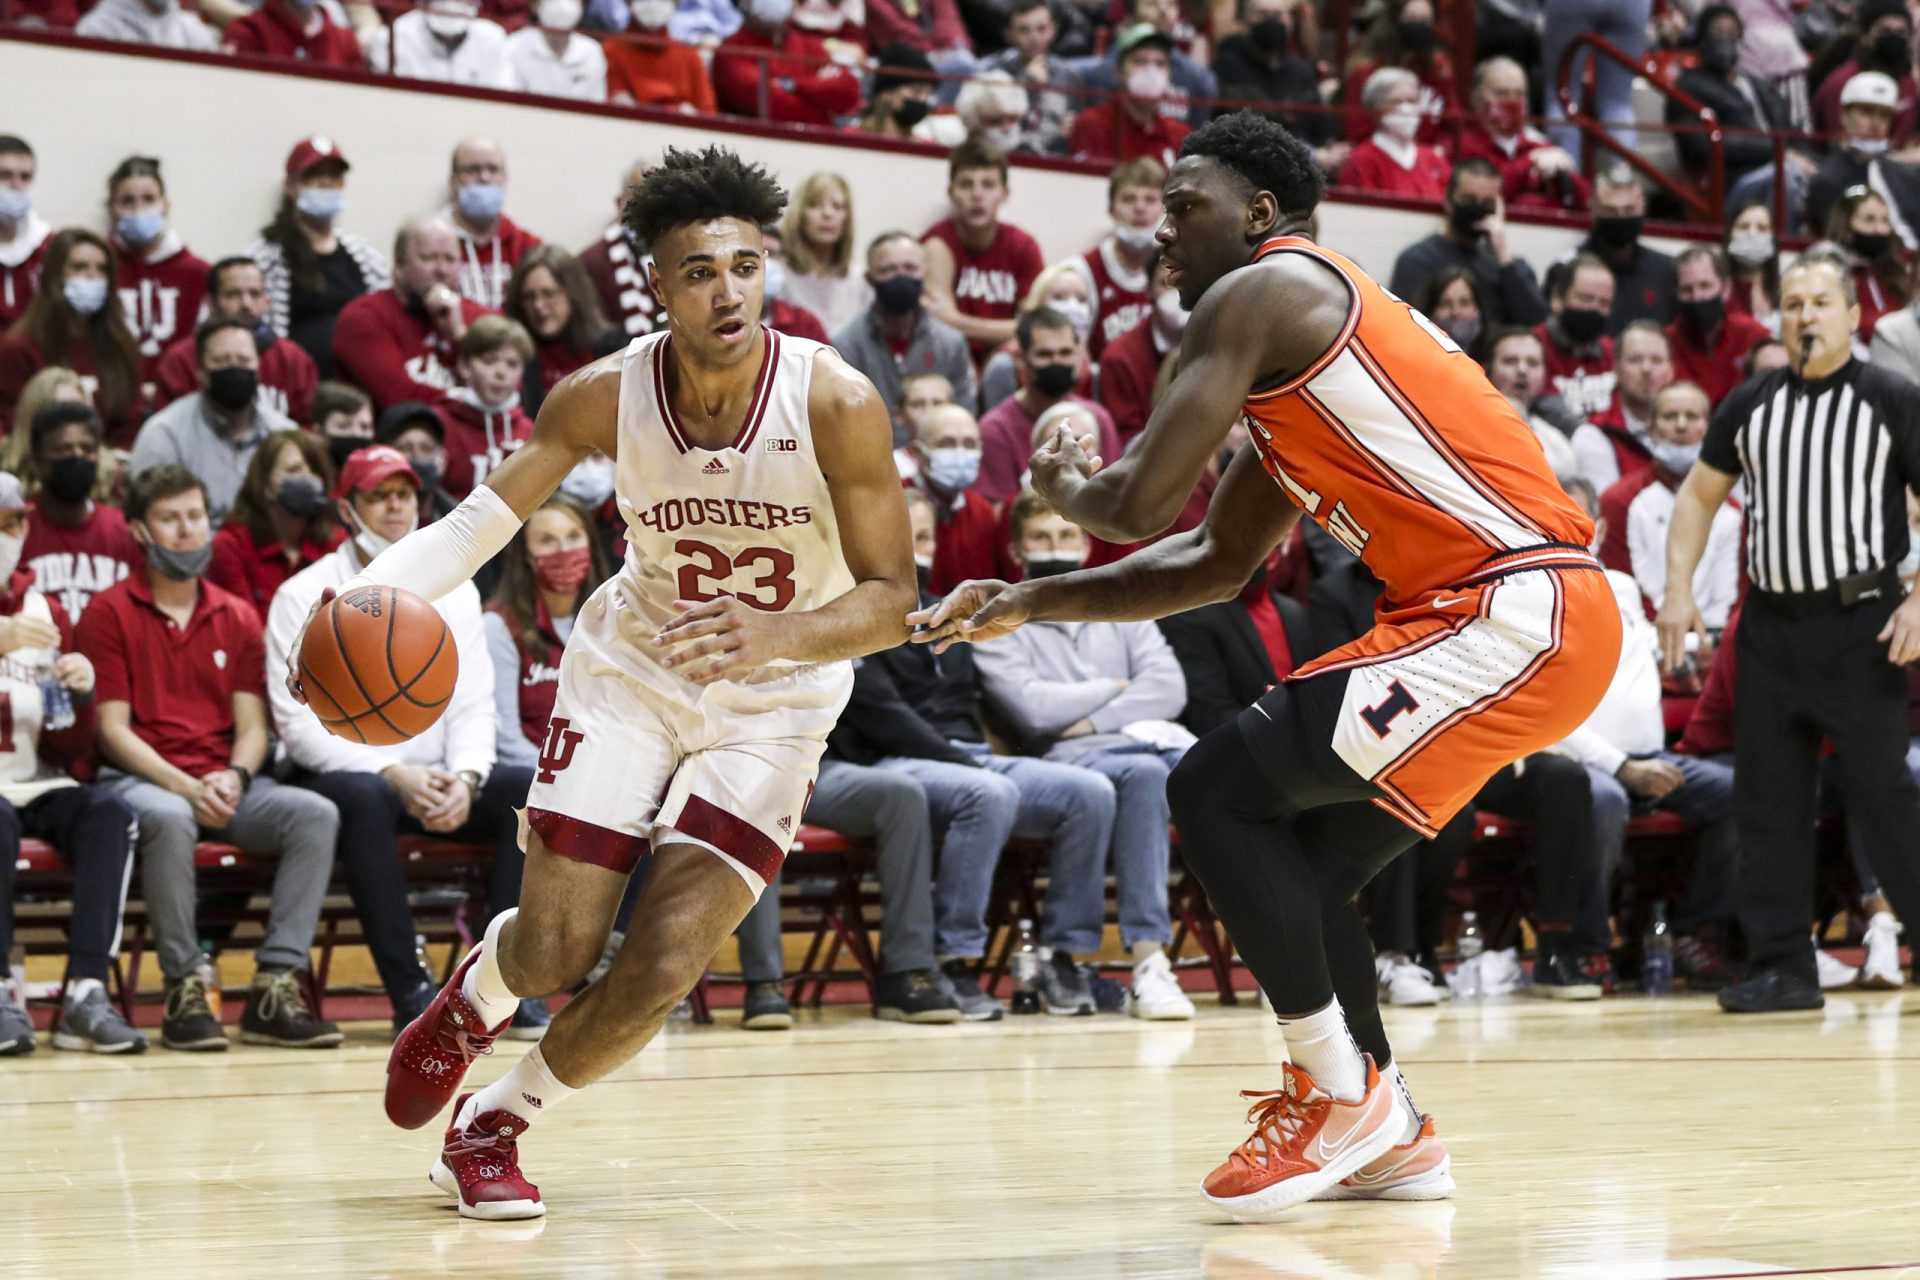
[8,990,1919,1279]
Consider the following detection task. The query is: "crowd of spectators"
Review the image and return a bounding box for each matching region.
[8,0,1920,1056]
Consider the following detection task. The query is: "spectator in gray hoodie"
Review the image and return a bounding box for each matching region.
[76,0,219,49]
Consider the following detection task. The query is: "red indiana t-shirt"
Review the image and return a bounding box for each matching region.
[1080,240,1151,360]
[1532,322,1617,420]
[224,0,363,66]
[922,217,1045,361]
[115,235,211,379]
[21,500,143,626]
[153,333,318,423]
[330,288,492,411]
[76,572,268,779]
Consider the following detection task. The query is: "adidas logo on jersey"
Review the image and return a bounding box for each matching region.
[777,815,792,834]
[702,457,730,475]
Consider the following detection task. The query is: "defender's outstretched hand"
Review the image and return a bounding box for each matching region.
[1028,423,1103,509]
[907,580,1032,653]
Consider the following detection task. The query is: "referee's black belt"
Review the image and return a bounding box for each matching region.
[1750,568,1902,618]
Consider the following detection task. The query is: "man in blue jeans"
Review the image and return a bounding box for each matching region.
[970,492,1196,1019]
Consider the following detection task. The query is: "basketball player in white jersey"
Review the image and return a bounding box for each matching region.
[284,148,915,1220]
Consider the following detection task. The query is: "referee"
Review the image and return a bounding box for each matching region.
[1661,249,1920,1012]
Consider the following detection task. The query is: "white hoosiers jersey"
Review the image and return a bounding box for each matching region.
[604,326,857,696]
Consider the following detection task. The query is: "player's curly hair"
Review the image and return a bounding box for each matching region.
[620,146,788,248]
[1178,111,1325,222]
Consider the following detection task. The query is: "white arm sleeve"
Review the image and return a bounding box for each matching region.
[342,484,523,604]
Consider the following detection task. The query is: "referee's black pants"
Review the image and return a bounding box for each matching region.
[1735,593,1920,975]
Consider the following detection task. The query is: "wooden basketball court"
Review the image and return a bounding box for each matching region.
[9,991,1918,1279]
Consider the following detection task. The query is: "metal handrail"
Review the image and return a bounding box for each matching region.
[1555,31,1724,222]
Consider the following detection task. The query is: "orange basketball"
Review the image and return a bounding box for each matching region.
[298,585,458,745]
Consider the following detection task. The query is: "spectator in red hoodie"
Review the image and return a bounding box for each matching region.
[152,258,319,424]
[223,0,363,64]
[106,156,209,383]
[443,137,543,311]
[0,136,52,330]
[713,0,864,126]
[17,402,143,625]
[440,315,535,501]
[0,229,143,447]
[1454,56,1588,212]
[503,244,623,418]
[206,427,344,614]
[1666,246,1771,407]
[1337,66,1452,200]
[330,216,491,411]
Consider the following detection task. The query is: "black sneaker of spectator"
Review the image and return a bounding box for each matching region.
[874,970,962,1024]
[937,959,1005,1022]
[1674,933,1734,992]
[503,998,552,1042]
[1080,962,1131,1014]
[1530,935,1601,1000]
[390,976,436,1040]
[161,974,229,1052]
[1718,965,1824,1013]
[1039,950,1095,1016]
[742,981,794,1030]
[239,970,344,1048]
[0,1000,35,1056]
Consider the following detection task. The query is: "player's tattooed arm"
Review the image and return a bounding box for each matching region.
[1036,255,1348,544]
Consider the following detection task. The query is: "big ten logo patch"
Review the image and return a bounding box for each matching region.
[536,717,586,784]
[765,437,798,453]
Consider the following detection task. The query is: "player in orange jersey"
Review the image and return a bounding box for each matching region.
[912,112,1621,1220]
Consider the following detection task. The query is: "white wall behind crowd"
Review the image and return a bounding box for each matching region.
[1,38,1683,290]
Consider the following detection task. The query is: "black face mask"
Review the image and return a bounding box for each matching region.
[1448,200,1493,238]
[892,97,930,128]
[1030,361,1076,398]
[274,473,328,518]
[1678,296,1725,336]
[913,561,934,595]
[409,454,444,490]
[1397,19,1435,52]
[1592,214,1643,250]
[1022,554,1084,578]
[1872,29,1911,72]
[43,455,98,504]
[1854,231,1893,260]
[1249,17,1288,52]
[873,274,924,315]
[326,435,368,471]
[205,366,258,412]
[1701,35,1740,74]
[1559,306,1608,345]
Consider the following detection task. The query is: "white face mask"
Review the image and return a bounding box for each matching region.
[1727,231,1773,267]
[1380,103,1422,141]
[424,5,476,39]
[1853,137,1892,157]
[561,452,617,508]
[1153,288,1187,338]
[0,529,22,583]
[1050,296,1093,340]
[539,0,582,27]
[630,0,673,26]
[983,124,1023,152]
[1113,223,1158,253]
[350,506,418,560]
[1126,64,1171,98]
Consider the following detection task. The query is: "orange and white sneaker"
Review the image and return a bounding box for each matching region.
[1199,1056,1400,1221]
[1316,1113,1455,1201]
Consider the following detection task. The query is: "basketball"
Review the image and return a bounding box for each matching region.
[297,585,458,745]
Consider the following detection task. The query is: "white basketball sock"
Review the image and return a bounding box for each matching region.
[1386,1059,1423,1143]
[459,1045,577,1129]
[461,909,521,1028]
[1277,997,1369,1102]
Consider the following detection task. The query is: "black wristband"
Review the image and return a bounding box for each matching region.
[229,764,253,790]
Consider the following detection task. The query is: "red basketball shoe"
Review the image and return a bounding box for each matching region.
[1199,1057,1400,1221]
[387,946,507,1129]
[430,1093,545,1220]
[1317,1113,1455,1200]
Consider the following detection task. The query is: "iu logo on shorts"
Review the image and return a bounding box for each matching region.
[536,717,586,784]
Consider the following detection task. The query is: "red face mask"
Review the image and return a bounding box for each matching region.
[1489,99,1526,134]
[532,545,593,594]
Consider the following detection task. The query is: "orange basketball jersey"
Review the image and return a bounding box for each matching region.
[1239,236,1593,602]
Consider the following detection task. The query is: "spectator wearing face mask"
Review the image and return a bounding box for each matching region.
[75,0,217,48]
[247,137,391,380]
[223,0,363,64]
[1672,5,1805,207]
[1388,159,1550,327]
[375,401,458,523]
[977,307,1120,505]
[105,156,210,383]
[1812,0,1918,140]
[331,217,490,411]
[153,258,318,424]
[1335,66,1451,200]
[1810,73,1904,233]
[506,0,609,100]
[1213,0,1345,173]
[502,245,623,418]
[983,0,1083,157]
[1065,159,1163,360]
[1534,254,1618,419]
[1725,200,1782,331]
[979,263,1097,411]
[606,0,717,111]
[1457,56,1588,212]
[1666,246,1771,406]
[1598,380,1740,626]
[713,0,863,127]
[311,380,375,474]
[1069,25,1191,168]
[952,72,1035,154]
[1078,0,1218,127]
[903,403,998,592]
[0,136,52,330]
[131,318,296,525]
[1571,168,1675,332]
[0,229,143,446]
[1342,0,1453,146]
[373,0,517,85]
[1573,320,1669,491]
[1827,186,1911,342]
[440,316,536,502]
[441,138,543,312]
[206,428,344,614]
[759,225,832,343]
[1409,264,1491,361]
[18,403,142,626]
[1099,254,1184,448]
[860,44,939,143]
[833,231,978,441]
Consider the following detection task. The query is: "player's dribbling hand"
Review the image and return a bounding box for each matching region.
[906,580,1032,653]
[285,587,336,707]
[653,596,782,685]
[1028,424,1103,508]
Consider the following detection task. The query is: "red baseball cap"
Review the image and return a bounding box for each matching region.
[286,135,350,178]
[334,444,419,499]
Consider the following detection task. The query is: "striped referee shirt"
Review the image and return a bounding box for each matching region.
[1702,360,1920,595]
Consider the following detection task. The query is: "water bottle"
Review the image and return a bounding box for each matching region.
[1010,918,1041,1015]
[1452,911,1485,999]
[1642,901,1675,996]
[36,657,74,732]
[195,949,222,1022]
